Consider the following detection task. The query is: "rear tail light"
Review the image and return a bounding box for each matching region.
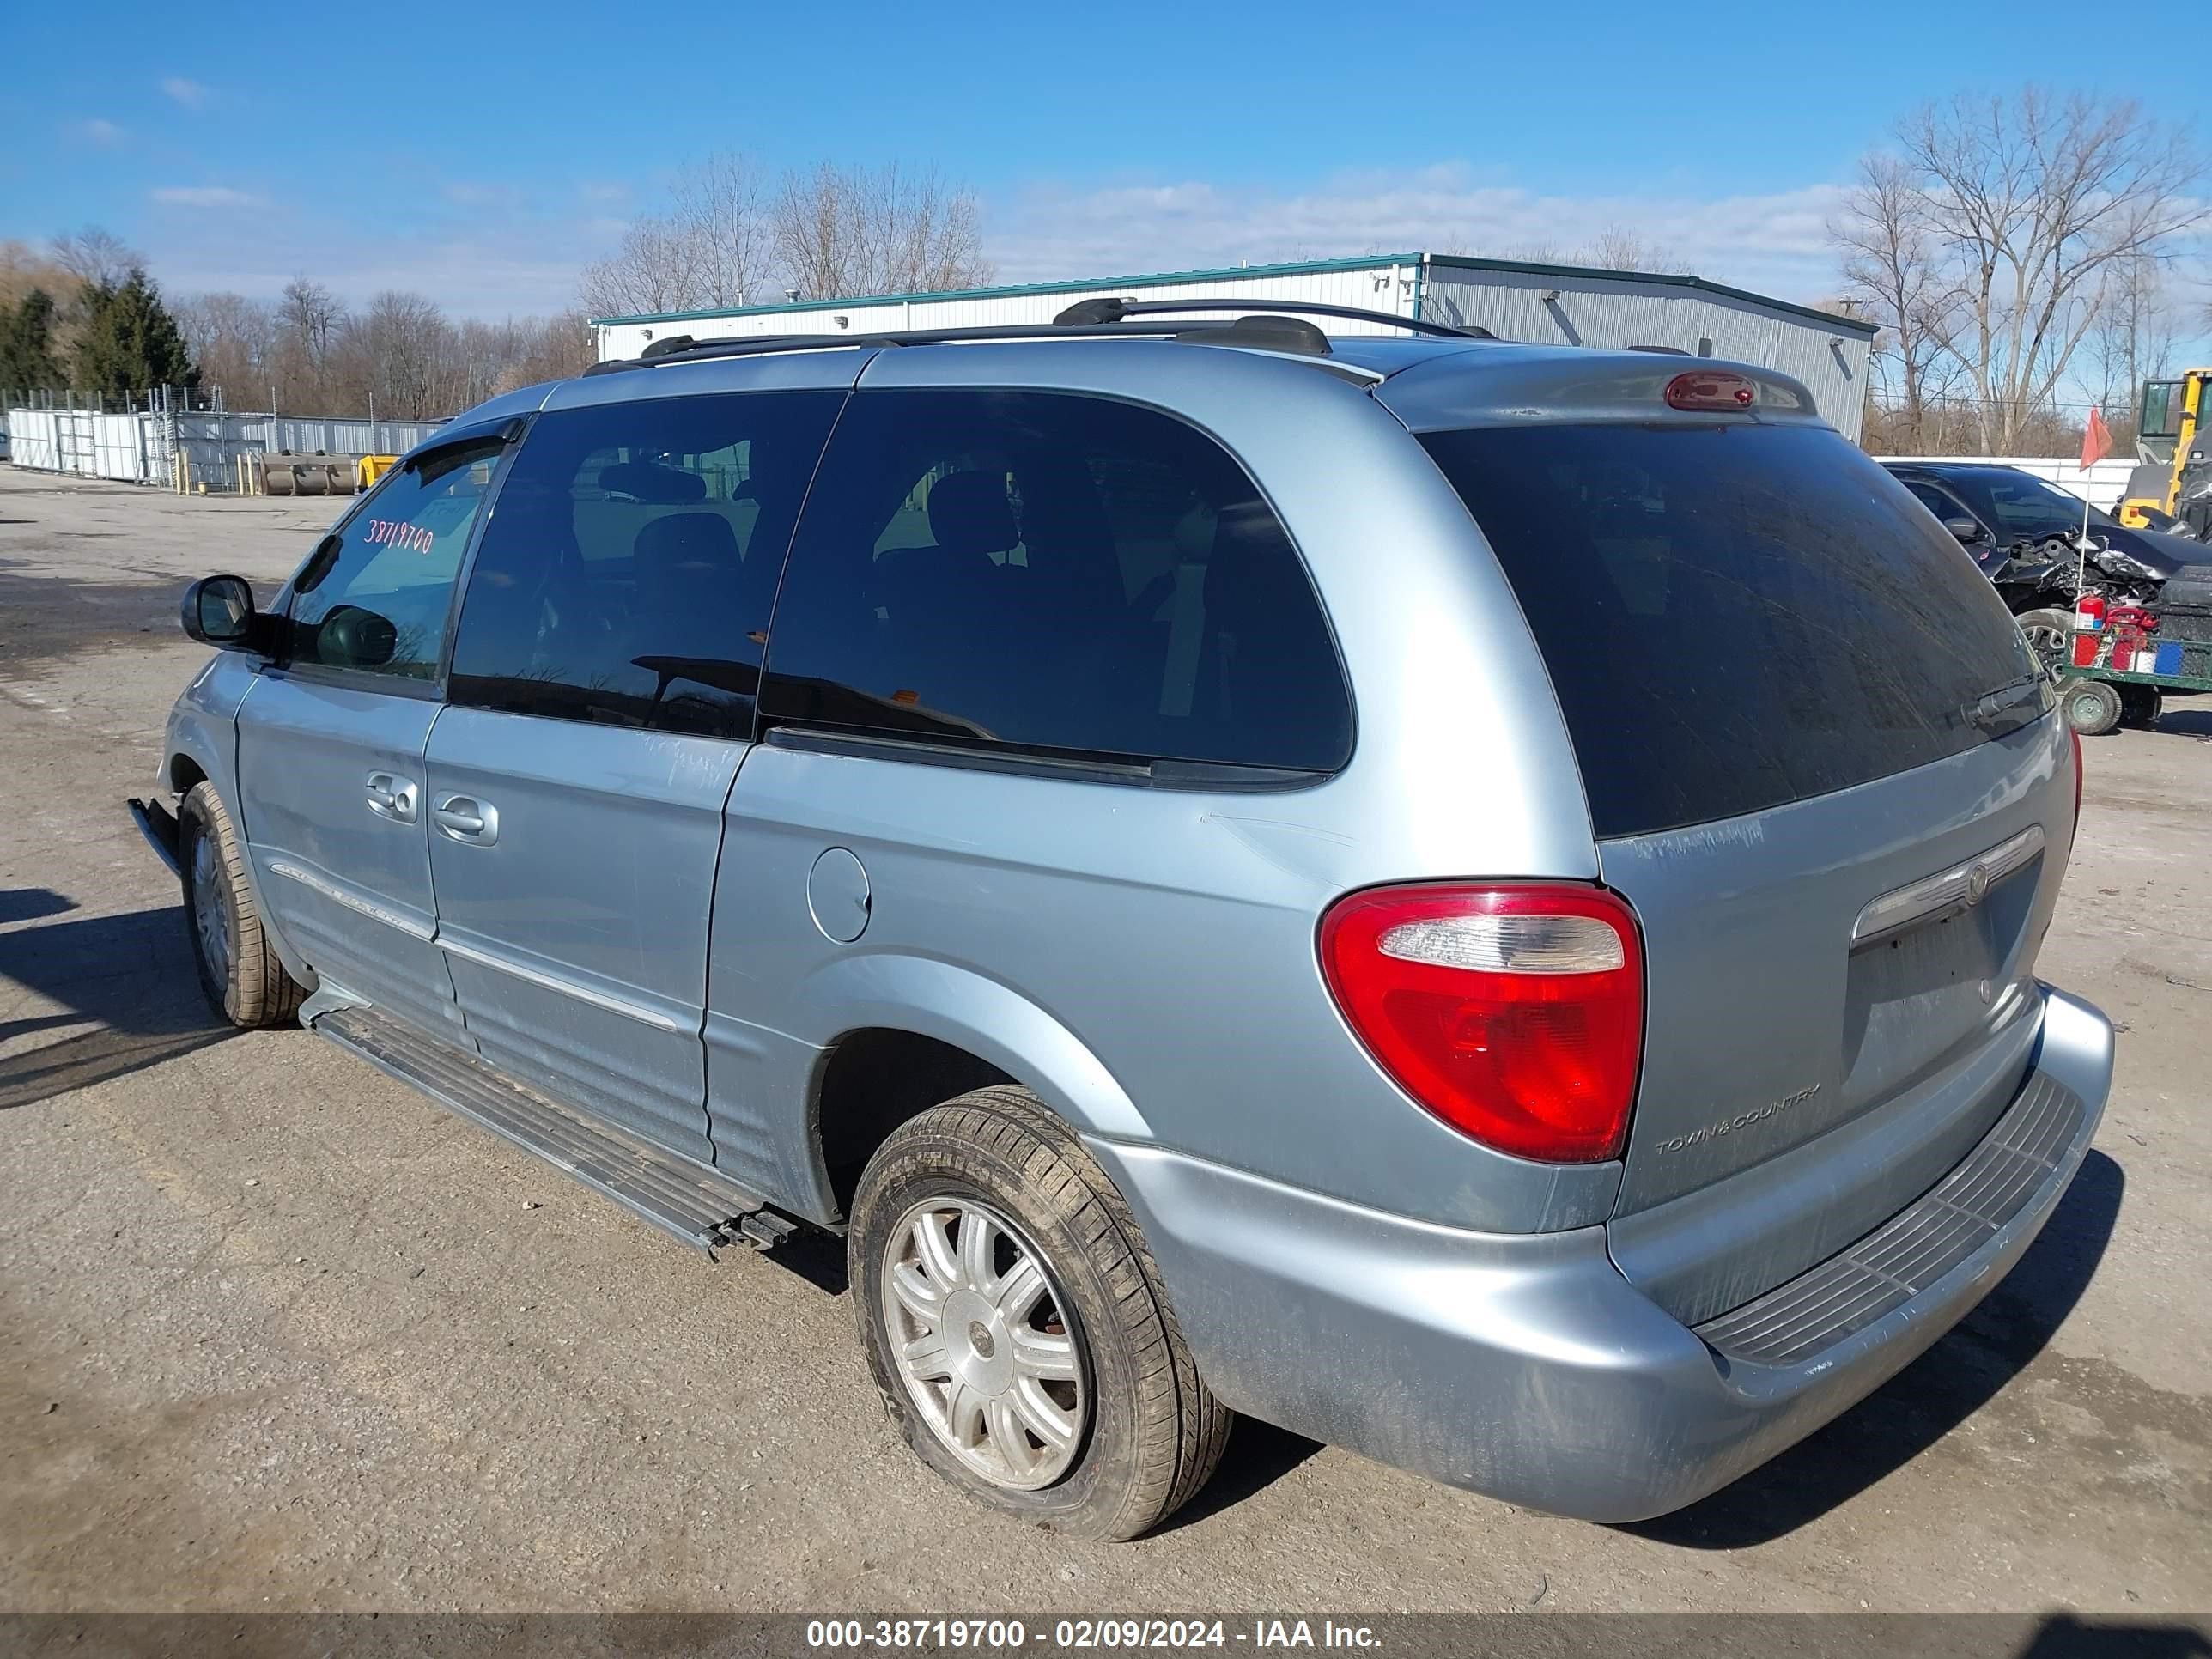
[1664,370,1757,410]
[1319,884,1644,1163]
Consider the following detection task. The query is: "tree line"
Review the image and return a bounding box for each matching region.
[1832,88,2207,456]
[0,229,197,403]
[0,229,595,421]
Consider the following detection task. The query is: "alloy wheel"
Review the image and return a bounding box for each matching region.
[190,830,231,986]
[881,1197,1089,1490]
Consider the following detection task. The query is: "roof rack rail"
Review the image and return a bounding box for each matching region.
[1052,295,1492,339]
[583,317,1319,377]
[584,301,1489,378]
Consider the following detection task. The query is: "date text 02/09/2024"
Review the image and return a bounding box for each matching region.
[804,1620,1381,1650]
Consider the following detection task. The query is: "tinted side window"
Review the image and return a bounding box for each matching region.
[288,439,503,678]
[447,390,842,738]
[1904,481,1963,521]
[761,390,1350,772]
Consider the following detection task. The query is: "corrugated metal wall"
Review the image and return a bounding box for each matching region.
[3,408,445,486]
[595,253,1873,440]
[594,261,1421,361]
[1421,266,1872,440]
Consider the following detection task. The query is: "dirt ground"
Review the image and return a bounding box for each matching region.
[0,466,2206,1617]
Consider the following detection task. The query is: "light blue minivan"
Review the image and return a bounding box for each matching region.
[136,301,2113,1539]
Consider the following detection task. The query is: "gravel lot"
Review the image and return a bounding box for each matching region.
[1,466,2206,1617]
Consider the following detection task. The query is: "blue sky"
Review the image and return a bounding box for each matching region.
[3,0,2203,340]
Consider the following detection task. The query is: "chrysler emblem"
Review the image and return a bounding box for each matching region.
[1966,863,1990,906]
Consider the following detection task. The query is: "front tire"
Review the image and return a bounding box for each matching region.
[849,1087,1230,1540]
[178,781,305,1028]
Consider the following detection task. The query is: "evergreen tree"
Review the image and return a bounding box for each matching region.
[0,288,64,392]
[74,270,199,398]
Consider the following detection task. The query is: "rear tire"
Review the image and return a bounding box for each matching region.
[2062,677,2124,738]
[2117,684,2163,729]
[178,781,305,1028]
[848,1086,1230,1540]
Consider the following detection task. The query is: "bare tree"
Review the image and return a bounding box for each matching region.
[1832,154,1966,452]
[330,290,455,419]
[264,276,346,409]
[1571,227,1690,275]
[678,153,774,308]
[50,226,143,289]
[580,154,990,315]
[579,152,775,316]
[773,161,990,301]
[1894,89,2206,453]
[173,291,277,406]
[579,216,704,318]
[0,240,84,311]
[2087,252,2179,444]
[276,277,343,362]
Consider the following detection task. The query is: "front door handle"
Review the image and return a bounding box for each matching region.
[433,793,499,846]
[365,771,419,824]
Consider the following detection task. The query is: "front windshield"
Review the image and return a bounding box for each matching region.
[1945,469,2114,538]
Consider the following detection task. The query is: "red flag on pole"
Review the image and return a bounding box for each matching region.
[2082,405,2113,470]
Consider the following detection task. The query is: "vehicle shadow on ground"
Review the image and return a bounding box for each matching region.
[0,888,74,926]
[0,904,239,1111]
[1152,1418,1324,1533]
[2150,707,2212,738]
[1623,1147,2124,1550]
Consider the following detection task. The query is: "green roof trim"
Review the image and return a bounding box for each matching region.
[1424,254,1878,336]
[587,249,1876,338]
[588,252,1426,327]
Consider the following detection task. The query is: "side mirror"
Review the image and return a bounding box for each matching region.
[1942,516,1984,544]
[181,574,258,647]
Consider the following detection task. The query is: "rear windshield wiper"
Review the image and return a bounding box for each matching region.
[1966,672,2051,730]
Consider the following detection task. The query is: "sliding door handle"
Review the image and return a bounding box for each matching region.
[432,794,499,846]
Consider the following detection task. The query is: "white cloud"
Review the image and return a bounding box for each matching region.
[70,118,127,148]
[137,160,1866,324]
[150,185,268,209]
[160,76,210,110]
[442,180,526,209]
[985,164,1851,306]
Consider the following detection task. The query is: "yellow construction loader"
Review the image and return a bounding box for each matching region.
[2119,368,2211,538]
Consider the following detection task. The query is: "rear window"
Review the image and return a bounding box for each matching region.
[1419,423,2043,838]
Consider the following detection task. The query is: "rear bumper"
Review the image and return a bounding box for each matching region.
[1087,985,2113,1523]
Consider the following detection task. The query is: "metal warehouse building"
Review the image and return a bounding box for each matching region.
[592,252,1878,440]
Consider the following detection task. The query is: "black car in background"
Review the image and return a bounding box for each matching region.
[1884,460,2212,669]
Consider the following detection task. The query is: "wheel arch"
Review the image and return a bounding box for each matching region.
[796,953,1154,1222]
